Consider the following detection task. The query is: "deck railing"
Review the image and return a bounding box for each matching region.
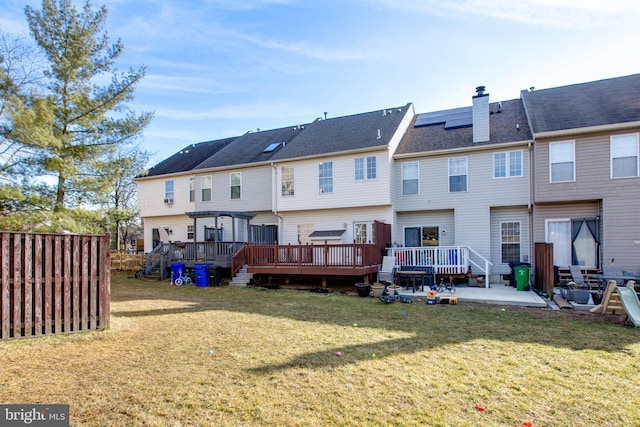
[388,246,492,276]
[232,242,378,276]
[168,241,244,266]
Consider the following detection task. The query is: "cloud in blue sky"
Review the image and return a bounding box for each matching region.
[2,0,639,164]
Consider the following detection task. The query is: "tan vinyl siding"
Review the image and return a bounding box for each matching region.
[534,130,640,203]
[532,202,600,244]
[602,198,640,273]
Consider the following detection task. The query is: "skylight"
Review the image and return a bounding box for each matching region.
[263,142,283,153]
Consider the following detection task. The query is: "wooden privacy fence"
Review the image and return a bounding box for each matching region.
[0,232,111,340]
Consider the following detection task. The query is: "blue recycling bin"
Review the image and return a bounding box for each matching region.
[171,262,186,285]
[193,264,209,287]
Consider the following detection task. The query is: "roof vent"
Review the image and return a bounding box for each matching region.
[377,129,381,139]
[476,86,486,96]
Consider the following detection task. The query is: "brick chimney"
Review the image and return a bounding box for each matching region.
[472,85,490,143]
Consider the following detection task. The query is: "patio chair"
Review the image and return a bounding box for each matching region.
[569,265,587,288]
[377,256,396,285]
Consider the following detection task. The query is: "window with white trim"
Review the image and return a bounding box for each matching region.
[610,133,639,179]
[187,225,194,240]
[401,162,418,195]
[501,222,521,264]
[201,176,212,202]
[230,172,241,199]
[448,157,467,192]
[282,167,294,196]
[164,180,174,202]
[189,178,195,202]
[549,140,575,182]
[355,156,377,180]
[319,162,333,194]
[494,150,522,178]
[354,221,375,244]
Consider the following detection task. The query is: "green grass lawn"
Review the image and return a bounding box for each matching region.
[1,271,640,426]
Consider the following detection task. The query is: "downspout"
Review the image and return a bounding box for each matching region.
[271,162,284,242]
[528,140,534,268]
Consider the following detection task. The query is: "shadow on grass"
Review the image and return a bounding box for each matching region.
[109,272,640,372]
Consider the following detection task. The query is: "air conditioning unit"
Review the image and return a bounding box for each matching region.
[164,198,174,204]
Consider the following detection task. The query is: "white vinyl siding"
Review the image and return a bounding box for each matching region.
[610,133,639,179]
[549,140,575,182]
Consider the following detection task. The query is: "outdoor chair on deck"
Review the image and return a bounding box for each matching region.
[377,256,396,285]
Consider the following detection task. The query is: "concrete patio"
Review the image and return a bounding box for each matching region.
[395,283,548,308]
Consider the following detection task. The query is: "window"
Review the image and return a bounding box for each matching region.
[549,140,575,182]
[611,133,639,178]
[187,225,194,240]
[354,221,375,244]
[189,178,195,202]
[201,176,212,202]
[501,222,521,264]
[404,226,439,247]
[449,157,467,192]
[545,218,599,268]
[355,156,377,180]
[230,172,241,199]
[319,162,333,193]
[282,167,294,196]
[297,224,313,243]
[164,180,174,202]
[402,162,418,195]
[494,151,522,178]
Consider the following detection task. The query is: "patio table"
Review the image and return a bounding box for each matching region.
[593,274,639,289]
[398,270,426,293]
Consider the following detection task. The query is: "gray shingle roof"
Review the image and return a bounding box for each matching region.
[145,137,237,177]
[396,98,531,155]
[521,73,640,134]
[269,103,413,160]
[194,125,306,170]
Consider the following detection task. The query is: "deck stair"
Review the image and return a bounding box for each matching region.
[230,265,253,287]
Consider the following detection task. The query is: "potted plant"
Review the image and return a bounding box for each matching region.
[371,283,385,297]
[355,283,371,297]
[386,284,401,296]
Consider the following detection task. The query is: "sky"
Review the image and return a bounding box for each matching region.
[1,0,640,167]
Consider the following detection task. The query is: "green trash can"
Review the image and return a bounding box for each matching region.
[514,265,530,291]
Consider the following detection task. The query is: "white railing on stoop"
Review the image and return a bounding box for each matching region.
[387,246,492,288]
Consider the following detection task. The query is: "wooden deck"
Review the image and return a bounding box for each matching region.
[232,242,382,280]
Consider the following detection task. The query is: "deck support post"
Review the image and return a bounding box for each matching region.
[322,276,327,288]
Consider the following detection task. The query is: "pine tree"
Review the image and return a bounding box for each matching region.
[20,0,152,214]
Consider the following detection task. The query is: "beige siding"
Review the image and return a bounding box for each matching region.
[395,210,455,246]
[393,144,530,263]
[195,165,272,212]
[137,174,195,218]
[490,207,530,279]
[275,150,391,212]
[143,215,194,253]
[279,206,393,245]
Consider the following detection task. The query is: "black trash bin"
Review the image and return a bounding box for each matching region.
[206,265,222,287]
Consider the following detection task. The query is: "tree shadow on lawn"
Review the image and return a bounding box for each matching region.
[110,273,640,371]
